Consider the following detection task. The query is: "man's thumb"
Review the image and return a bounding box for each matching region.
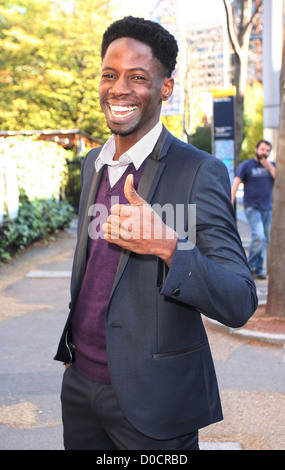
[124,174,146,205]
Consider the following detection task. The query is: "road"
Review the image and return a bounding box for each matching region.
[0,221,284,450]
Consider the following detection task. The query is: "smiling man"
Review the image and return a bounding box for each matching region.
[99,36,173,143]
[55,16,258,450]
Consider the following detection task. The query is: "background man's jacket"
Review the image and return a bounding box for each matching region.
[55,127,258,439]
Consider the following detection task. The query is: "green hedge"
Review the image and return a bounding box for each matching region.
[0,136,73,200]
[0,137,75,262]
[0,189,74,262]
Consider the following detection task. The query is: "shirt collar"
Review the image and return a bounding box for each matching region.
[95,121,163,173]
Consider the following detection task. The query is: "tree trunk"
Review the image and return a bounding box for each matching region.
[265,44,285,318]
[223,0,263,166]
[234,84,245,166]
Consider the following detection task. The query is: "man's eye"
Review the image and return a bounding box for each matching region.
[132,76,146,81]
[102,73,116,79]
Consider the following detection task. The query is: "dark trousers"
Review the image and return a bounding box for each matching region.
[61,365,199,450]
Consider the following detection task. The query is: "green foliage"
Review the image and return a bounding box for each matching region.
[64,157,83,211]
[241,80,264,161]
[0,189,74,262]
[0,0,112,141]
[0,136,75,261]
[190,125,212,154]
[161,115,183,140]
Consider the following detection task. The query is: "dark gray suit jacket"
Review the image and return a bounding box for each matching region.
[55,127,257,439]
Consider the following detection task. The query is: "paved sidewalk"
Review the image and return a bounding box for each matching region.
[0,224,77,450]
[225,210,285,346]
[0,210,284,450]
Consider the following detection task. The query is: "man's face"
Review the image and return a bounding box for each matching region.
[99,37,173,141]
[255,142,271,160]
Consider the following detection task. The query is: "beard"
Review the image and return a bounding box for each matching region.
[255,152,267,161]
[108,123,138,136]
[106,116,141,137]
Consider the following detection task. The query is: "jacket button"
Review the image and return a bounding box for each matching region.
[172,288,180,296]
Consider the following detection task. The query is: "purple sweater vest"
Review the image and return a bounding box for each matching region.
[72,162,145,383]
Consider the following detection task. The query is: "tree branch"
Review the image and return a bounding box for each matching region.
[223,0,242,60]
[243,0,263,39]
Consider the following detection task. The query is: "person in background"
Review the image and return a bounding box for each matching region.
[231,140,276,279]
[55,16,257,450]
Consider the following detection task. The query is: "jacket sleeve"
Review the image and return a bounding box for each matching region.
[160,155,258,328]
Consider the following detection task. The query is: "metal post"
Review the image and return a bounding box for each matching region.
[263,0,283,161]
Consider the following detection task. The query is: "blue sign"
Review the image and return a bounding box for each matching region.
[213,93,236,184]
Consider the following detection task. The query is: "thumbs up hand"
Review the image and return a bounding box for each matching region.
[123,173,146,206]
[102,174,178,266]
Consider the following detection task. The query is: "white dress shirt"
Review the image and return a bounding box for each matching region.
[95,121,163,187]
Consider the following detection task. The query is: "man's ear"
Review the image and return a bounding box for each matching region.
[161,77,174,101]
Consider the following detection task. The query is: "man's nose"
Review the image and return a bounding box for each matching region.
[110,75,131,96]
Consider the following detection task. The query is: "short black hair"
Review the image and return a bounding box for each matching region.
[101,16,178,78]
[256,139,272,150]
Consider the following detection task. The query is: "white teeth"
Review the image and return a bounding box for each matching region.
[109,105,137,112]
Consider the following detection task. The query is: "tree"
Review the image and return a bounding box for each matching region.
[223,0,263,165]
[265,42,285,319]
[241,80,264,161]
[0,0,112,141]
